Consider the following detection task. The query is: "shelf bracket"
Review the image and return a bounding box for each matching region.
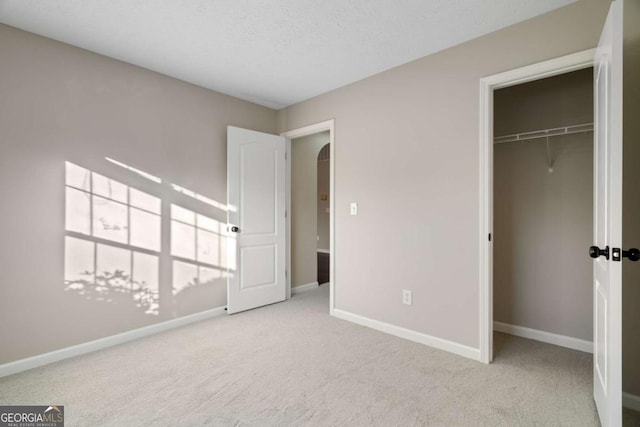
[545,136,553,173]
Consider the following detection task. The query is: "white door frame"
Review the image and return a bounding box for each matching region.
[478,49,595,364]
[281,119,335,315]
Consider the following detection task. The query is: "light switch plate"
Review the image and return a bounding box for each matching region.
[350,202,358,216]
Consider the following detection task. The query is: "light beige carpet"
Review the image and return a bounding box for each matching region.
[1,285,639,426]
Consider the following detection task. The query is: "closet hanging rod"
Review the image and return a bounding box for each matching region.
[494,123,593,144]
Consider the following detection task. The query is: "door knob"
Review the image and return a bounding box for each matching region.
[230,226,240,233]
[621,248,640,261]
[589,245,610,260]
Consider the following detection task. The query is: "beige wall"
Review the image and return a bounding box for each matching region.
[623,0,640,396]
[317,147,330,252]
[277,0,609,349]
[291,132,329,287]
[493,68,593,136]
[493,136,593,340]
[493,70,593,341]
[0,24,276,364]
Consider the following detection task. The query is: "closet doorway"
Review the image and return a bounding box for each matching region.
[492,67,594,357]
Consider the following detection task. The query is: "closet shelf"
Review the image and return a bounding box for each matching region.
[494,123,593,144]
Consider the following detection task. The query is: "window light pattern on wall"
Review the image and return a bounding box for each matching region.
[64,161,161,315]
[171,183,228,212]
[170,204,228,297]
[64,160,233,318]
[105,156,162,183]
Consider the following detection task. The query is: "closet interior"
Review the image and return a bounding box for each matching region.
[493,67,594,353]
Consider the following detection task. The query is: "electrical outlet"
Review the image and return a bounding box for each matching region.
[350,202,358,215]
[402,290,412,305]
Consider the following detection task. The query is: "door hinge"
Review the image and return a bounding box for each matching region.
[285,210,287,218]
[489,233,492,242]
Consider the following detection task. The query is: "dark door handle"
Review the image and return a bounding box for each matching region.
[623,248,640,261]
[589,245,610,260]
[230,226,240,233]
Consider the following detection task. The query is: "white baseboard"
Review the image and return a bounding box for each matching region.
[291,282,319,295]
[332,309,481,361]
[493,321,593,354]
[623,392,640,412]
[317,249,330,254]
[0,306,226,378]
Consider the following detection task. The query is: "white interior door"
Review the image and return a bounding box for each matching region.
[592,2,623,425]
[227,126,286,314]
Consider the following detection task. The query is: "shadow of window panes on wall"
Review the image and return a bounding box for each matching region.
[64,161,231,318]
[170,203,229,315]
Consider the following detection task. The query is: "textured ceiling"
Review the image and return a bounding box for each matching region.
[0,0,577,109]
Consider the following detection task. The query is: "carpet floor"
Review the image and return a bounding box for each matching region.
[1,285,638,426]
